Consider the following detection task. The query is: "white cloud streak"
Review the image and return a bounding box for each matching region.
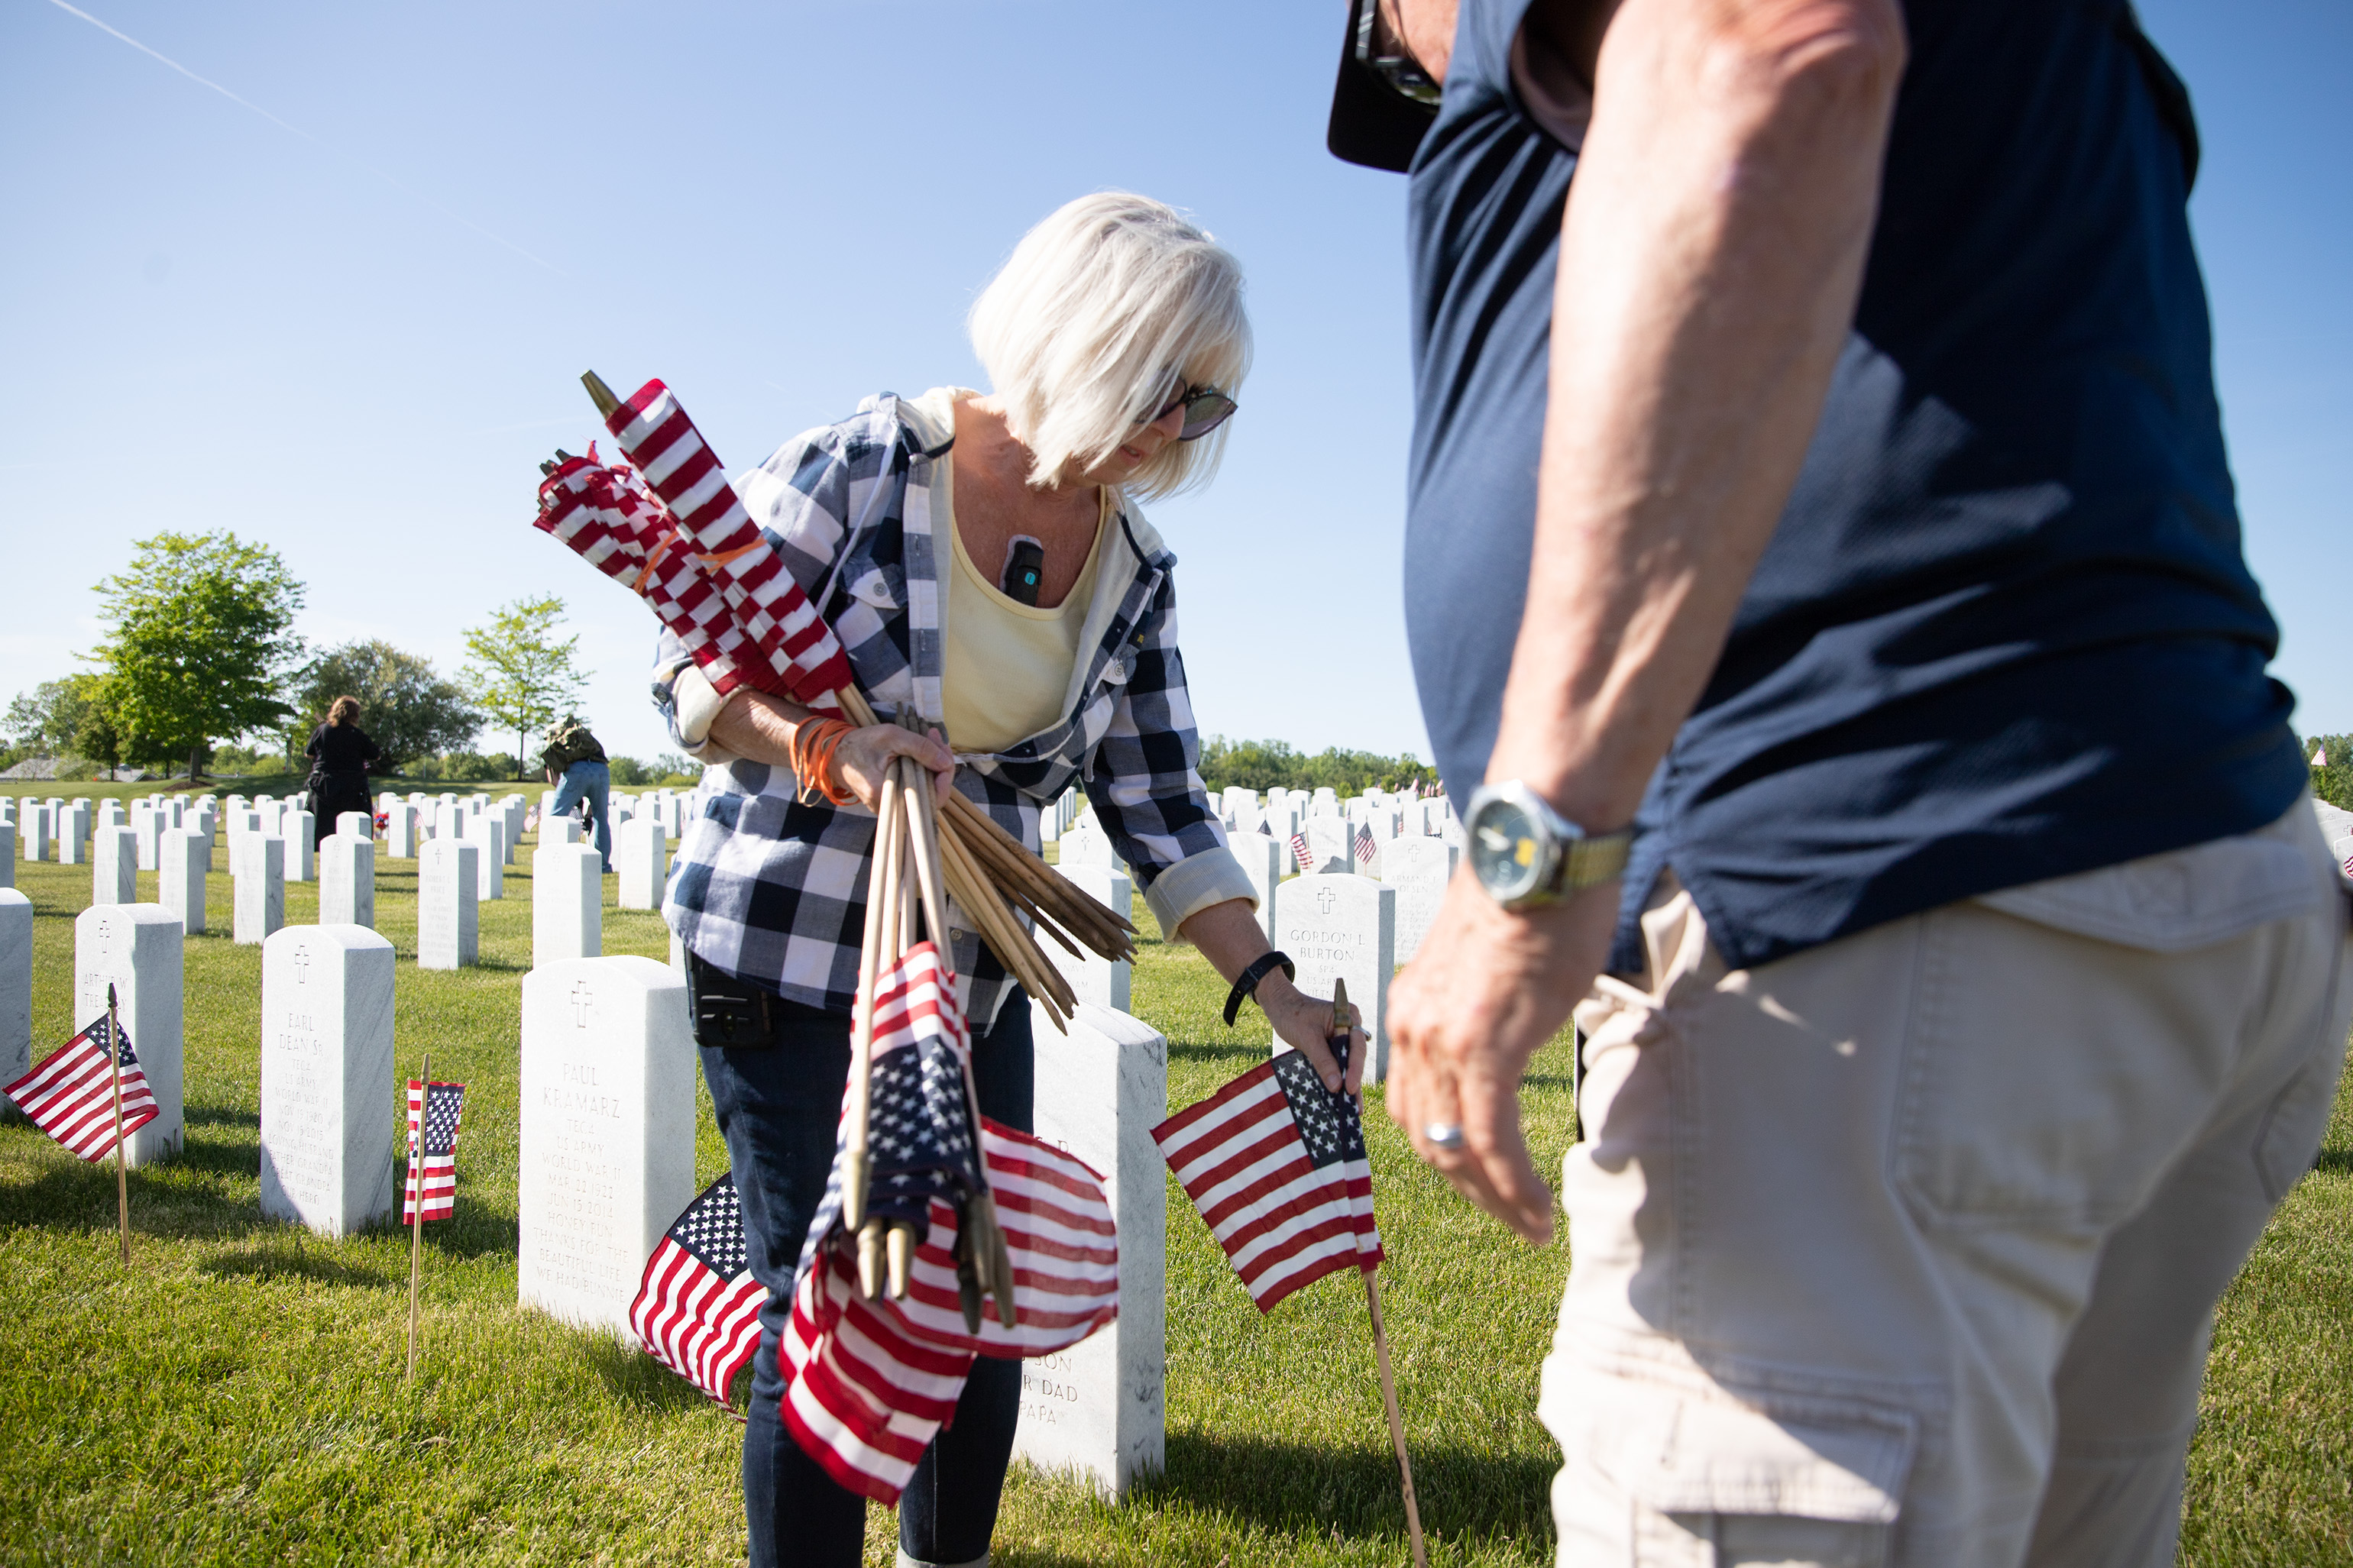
[40,0,569,276]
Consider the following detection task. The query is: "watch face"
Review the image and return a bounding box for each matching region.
[1469,794,1544,904]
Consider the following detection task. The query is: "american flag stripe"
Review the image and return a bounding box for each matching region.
[1154,1052,1383,1312]
[2,1017,157,1162]
[604,380,856,706]
[1290,831,1314,872]
[403,1081,464,1222]
[629,1172,769,1406]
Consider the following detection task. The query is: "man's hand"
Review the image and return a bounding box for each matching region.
[1387,868,1617,1243]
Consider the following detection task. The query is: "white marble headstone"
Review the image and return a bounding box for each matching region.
[259,924,396,1237]
[534,842,604,965]
[468,817,506,901]
[0,824,11,891]
[21,807,47,865]
[336,810,372,842]
[517,955,696,1334]
[1049,864,1132,1013]
[1057,818,1118,871]
[385,804,417,859]
[1271,874,1397,1081]
[92,825,138,906]
[73,903,184,1165]
[1233,832,1282,948]
[319,832,375,929]
[1305,816,1352,875]
[284,812,314,882]
[613,816,666,910]
[1383,836,1458,966]
[158,827,209,935]
[417,839,479,970]
[58,802,89,865]
[131,804,160,871]
[1016,998,1166,1500]
[233,835,285,945]
[0,889,29,1116]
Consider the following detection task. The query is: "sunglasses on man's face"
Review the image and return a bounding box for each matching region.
[1138,383,1240,442]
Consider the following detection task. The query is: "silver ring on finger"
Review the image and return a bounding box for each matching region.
[1422,1121,1465,1152]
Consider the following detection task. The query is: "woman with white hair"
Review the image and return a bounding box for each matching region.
[652,191,1363,1568]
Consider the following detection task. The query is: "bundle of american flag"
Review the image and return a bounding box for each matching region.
[783,940,1117,1503]
[529,371,1137,1032]
[403,1079,466,1222]
[3,1010,155,1162]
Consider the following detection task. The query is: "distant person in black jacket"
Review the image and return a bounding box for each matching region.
[303,696,380,849]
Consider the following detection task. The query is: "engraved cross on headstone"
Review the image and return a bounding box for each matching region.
[292,946,309,984]
[570,980,594,1028]
[1316,886,1337,917]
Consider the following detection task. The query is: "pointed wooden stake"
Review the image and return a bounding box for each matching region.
[406,1051,429,1383]
[1366,1272,1429,1568]
[107,984,129,1268]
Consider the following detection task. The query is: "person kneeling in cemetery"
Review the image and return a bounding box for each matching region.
[1344,0,2353,1561]
[302,695,380,850]
[652,190,1366,1568]
[539,714,613,871]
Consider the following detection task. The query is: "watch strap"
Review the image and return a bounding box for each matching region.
[1224,950,1296,1026]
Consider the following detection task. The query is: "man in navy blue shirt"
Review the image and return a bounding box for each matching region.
[1342,0,2352,1560]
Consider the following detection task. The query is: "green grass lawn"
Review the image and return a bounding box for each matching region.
[2,788,2348,1564]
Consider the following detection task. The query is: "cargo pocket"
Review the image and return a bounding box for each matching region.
[1548,1363,1914,1565]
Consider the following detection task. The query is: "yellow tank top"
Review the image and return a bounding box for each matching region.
[940,474,1109,754]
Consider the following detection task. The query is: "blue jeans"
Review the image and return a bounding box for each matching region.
[700,974,1035,1568]
[549,760,611,869]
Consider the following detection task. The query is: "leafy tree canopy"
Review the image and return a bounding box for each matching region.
[461,596,587,772]
[89,531,306,779]
[1197,736,1434,797]
[2302,732,2352,813]
[291,640,483,770]
[3,676,98,757]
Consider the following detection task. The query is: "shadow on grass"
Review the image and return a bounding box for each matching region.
[1167,1039,1270,1069]
[202,1240,399,1290]
[1143,1430,1555,1549]
[2312,1146,2352,1177]
[579,1330,750,1418]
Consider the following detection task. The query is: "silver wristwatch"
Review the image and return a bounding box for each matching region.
[1463,781,1633,910]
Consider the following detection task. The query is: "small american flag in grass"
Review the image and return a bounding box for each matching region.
[1353,823,1377,866]
[1290,831,1314,873]
[1152,1040,1383,1312]
[403,1081,465,1222]
[632,1173,768,1406]
[3,1013,155,1162]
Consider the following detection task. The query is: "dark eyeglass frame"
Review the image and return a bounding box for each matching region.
[1354,0,1442,108]
[1137,383,1241,442]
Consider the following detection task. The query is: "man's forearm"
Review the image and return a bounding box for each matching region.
[1490,0,1906,825]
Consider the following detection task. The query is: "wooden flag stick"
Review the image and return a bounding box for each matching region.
[406,1052,429,1383]
[106,984,128,1268]
[1364,1270,1429,1568]
[844,772,903,1235]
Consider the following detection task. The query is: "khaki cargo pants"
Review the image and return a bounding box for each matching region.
[1544,797,2352,1566]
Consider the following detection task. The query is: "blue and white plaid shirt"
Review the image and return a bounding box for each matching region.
[655,388,1251,1028]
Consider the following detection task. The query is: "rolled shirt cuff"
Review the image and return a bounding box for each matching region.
[672,663,742,764]
[1142,844,1256,944]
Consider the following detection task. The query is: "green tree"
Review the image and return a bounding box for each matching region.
[88,532,306,781]
[2,676,98,758]
[1196,736,1433,797]
[290,640,483,771]
[75,683,126,781]
[2302,732,2352,813]
[461,596,586,775]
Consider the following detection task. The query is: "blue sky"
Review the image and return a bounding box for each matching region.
[2,0,2346,769]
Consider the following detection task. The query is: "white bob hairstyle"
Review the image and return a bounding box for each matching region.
[968,191,1251,499]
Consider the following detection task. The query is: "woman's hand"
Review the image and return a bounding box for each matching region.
[1257,970,1367,1096]
[829,723,956,812]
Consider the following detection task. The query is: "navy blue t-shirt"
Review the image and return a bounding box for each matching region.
[1404,0,2307,974]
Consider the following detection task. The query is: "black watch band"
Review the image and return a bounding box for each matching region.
[1223,950,1296,1026]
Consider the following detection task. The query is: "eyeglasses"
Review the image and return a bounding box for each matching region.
[1354,0,1442,108]
[1138,382,1240,441]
